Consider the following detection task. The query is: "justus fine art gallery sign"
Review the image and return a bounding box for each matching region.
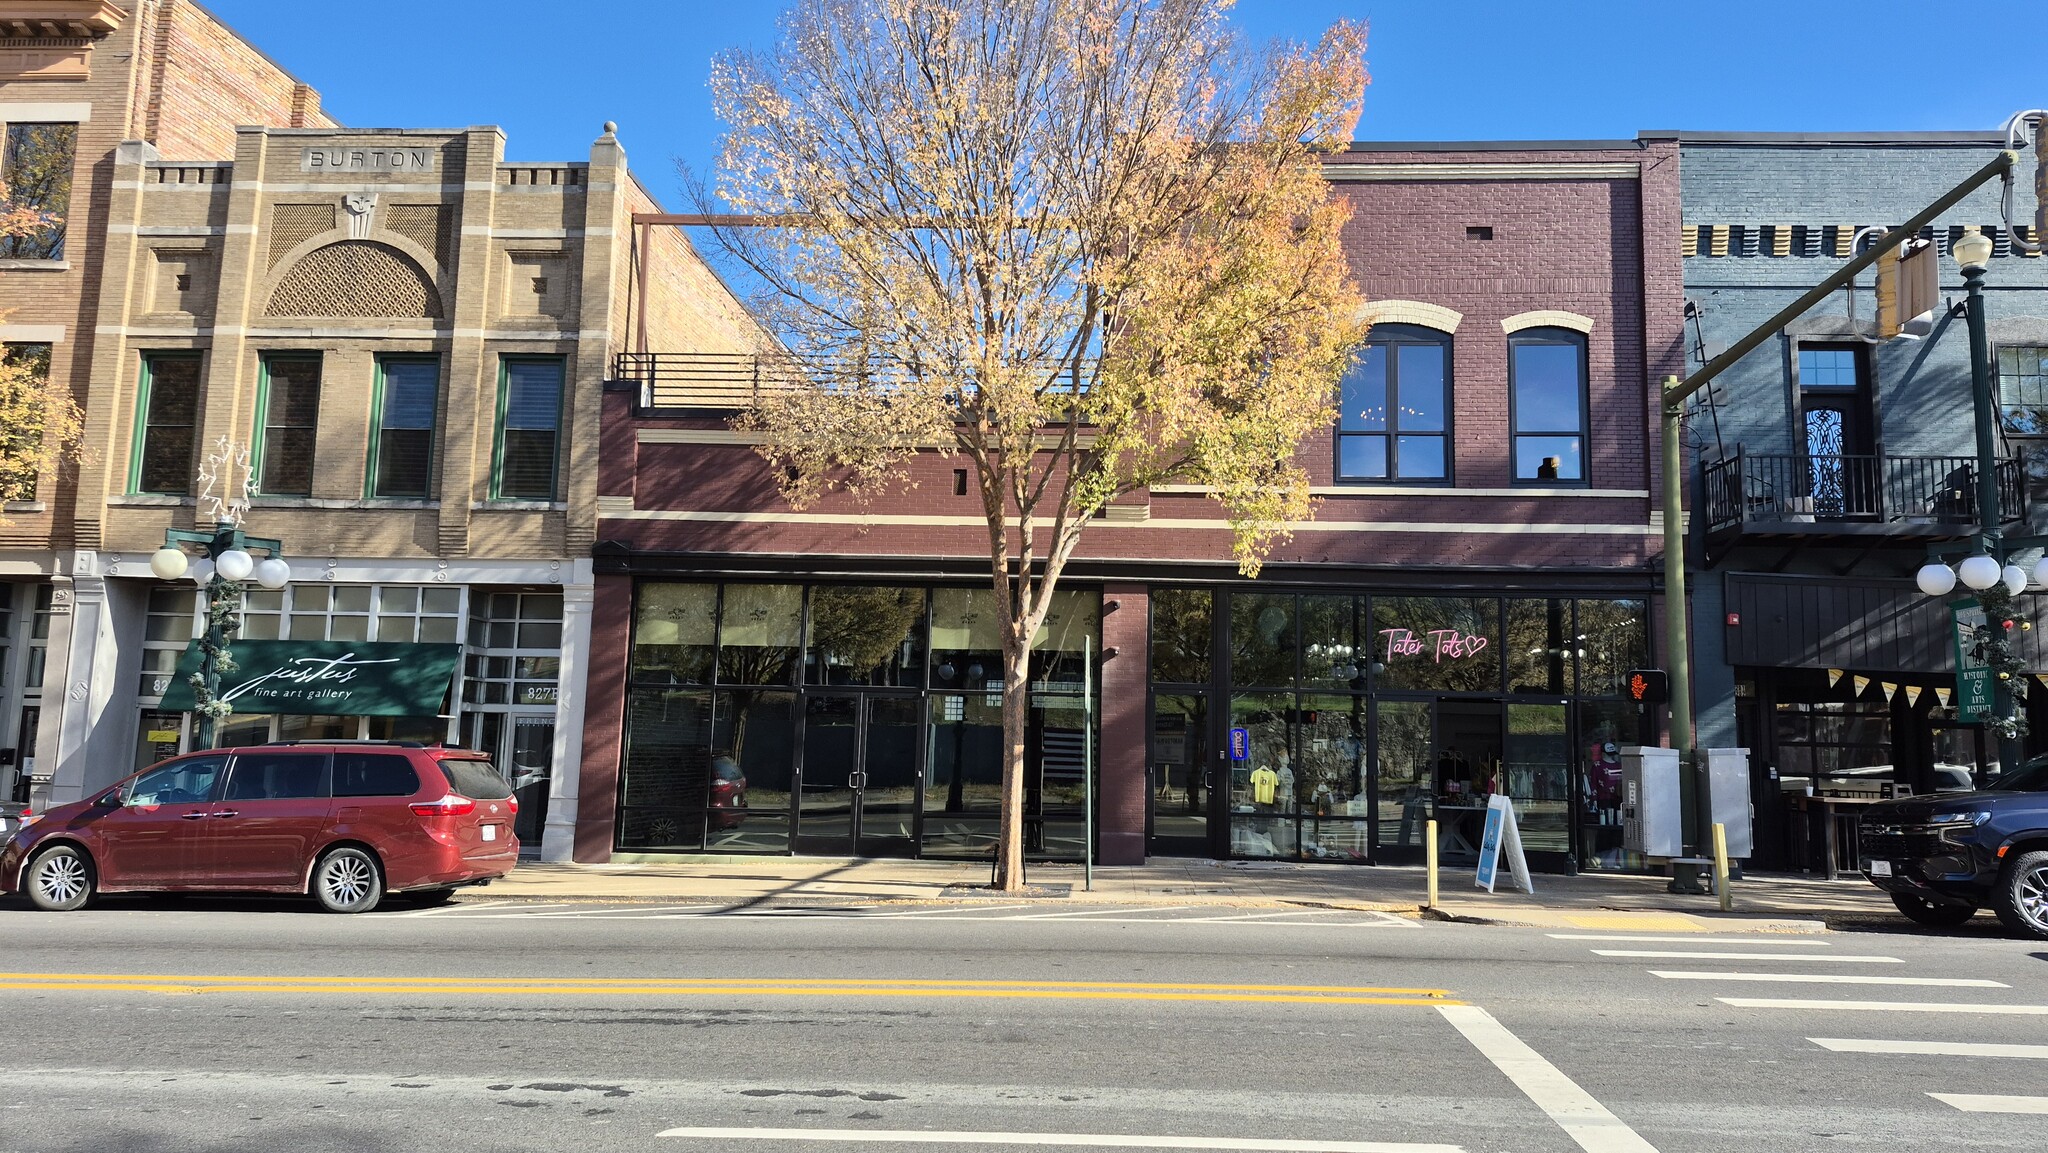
[159,641,460,716]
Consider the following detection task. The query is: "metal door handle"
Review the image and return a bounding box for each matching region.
[180,811,207,820]
[849,772,866,789]
[211,810,238,818]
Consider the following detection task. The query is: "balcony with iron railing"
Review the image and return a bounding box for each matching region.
[1701,449,2027,546]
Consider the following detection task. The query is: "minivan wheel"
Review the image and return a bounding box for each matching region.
[1993,850,2048,940]
[311,847,384,914]
[26,844,93,912]
[1891,892,1976,927]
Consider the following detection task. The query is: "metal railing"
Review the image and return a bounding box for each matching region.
[610,351,1097,411]
[1702,449,2026,534]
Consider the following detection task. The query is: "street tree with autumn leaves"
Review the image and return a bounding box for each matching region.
[707,0,1370,889]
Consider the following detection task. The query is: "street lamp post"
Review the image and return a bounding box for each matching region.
[149,526,291,750]
[1913,231,2039,775]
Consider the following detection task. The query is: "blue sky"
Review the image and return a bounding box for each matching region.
[208,0,2048,207]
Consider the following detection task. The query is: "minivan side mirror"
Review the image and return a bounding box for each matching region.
[96,791,123,808]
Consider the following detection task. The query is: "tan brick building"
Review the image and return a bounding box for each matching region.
[2,4,760,862]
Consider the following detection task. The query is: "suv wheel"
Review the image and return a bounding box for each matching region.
[1891,892,1975,927]
[311,847,384,914]
[26,844,93,912]
[1993,850,2048,940]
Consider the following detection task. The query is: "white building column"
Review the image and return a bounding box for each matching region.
[540,564,593,862]
[40,559,105,807]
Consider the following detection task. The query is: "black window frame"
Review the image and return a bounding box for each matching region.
[1336,324,1453,485]
[255,352,322,497]
[1997,344,2048,438]
[368,354,440,500]
[1507,327,1591,486]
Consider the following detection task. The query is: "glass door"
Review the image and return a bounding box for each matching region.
[1504,702,1573,871]
[1373,699,1433,860]
[1148,692,1214,857]
[506,715,554,846]
[796,691,924,856]
[1432,700,1504,867]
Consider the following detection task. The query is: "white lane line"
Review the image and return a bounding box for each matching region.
[1186,910,1352,923]
[392,900,566,918]
[1650,971,2008,988]
[656,1127,1462,1151]
[1549,934,1827,945]
[1928,1093,2048,1114]
[1591,950,1898,963]
[1722,997,2048,1015]
[1813,1038,2048,1059]
[1011,905,1199,920]
[517,905,729,917]
[1437,1004,1659,1153]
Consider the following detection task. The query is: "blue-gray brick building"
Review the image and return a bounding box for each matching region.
[1650,130,2048,873]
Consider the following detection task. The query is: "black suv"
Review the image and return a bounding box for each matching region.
[1860,758,2048,938]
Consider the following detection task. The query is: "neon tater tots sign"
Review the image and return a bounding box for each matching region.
[1379,628,1490,663]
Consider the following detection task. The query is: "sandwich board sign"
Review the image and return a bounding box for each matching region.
[1474,793,1535,895]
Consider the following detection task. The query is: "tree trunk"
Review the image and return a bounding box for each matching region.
[994,629,1031,891]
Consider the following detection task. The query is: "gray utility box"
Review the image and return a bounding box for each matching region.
[1621,746,1683,857]
[1702,747,1755,859]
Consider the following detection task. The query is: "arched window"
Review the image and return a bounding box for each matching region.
[1508,328,1588,483]
[1337,324,1450,483]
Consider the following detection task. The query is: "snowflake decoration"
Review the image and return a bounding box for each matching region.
[197,436,254,527]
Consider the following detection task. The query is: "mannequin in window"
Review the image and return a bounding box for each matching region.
[1537,456,1561,480]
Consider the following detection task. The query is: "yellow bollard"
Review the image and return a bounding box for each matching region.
[1712,821,1732,912]
[1426,818,1440,909]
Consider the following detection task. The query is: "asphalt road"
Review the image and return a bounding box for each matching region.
[0,893,2044,1153]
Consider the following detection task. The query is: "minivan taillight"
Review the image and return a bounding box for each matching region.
[410,795,476,817]
[506,796,519,814]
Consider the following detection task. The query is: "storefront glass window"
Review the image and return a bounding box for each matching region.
[923,690,1003,857]
[138,586,197,699]
[1505,703,1570,853]
[1576,700,1642,871]
[1297,694,1369,861]
[710,689,797,851]
[1150,589,1211,685]
[1227,692,1295,858]
[717,584,804,686]
[1371,596,1501,693]
[1230,593,1295,688]
[1374,700,1433,853]
[277,714,352,742]
[1300,596,1364,690]
[631,583,716,684]
[807,586,925,686]
[930,587,1003,692]
[214,713,272,748]
[1576,598,1648,698]
[1505,598,1570,695]
[617,688,713,850]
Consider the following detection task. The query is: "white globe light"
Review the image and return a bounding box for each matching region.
[254,557,291,590]
[214,548,255,583]
[189,558,214,586]
[2032,557,2048,588]
[2004,565,2029,597]
[1916,563,1958,597]
[1958,554,2003,591]
[148,547,189,581]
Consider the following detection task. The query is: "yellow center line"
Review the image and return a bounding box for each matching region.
[0,974,1458,1003]
[0,972,1461,1006]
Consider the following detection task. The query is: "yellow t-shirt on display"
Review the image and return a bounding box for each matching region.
[1249,766,1279,805]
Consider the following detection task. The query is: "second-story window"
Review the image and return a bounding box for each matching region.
[1509,329,1588,483]
[494,356,564,501]
[1337,325,1450,483]
[369,356,439,499]
[133,352,202,495]
[0,342,52,500]
[256,354,320,497]
[1998,346,2048,436]
[0,123,76,260]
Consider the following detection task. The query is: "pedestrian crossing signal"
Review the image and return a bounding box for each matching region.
[1626,669,1668,703]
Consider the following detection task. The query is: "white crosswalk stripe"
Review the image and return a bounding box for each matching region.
[1720,997,2048,1015]
[1649,971,2008,988]
[1812,1038,2048,1059]
[1928,1093,2048,1114]
[1590,949,1899,963]
[1547,933,1828,945]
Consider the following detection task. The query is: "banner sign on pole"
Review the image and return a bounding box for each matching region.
[1474,794,1534,895]
[1952,602,1993,721]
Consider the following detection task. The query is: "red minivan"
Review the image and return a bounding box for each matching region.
[0,741,519,913]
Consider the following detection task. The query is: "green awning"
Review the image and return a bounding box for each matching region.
[159,640,461,716]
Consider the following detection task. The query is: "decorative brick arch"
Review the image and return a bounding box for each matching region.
[264,240,443,318]
[1501,309,1595,335]
[1357,299,1462,333]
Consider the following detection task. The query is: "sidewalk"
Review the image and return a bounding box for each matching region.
[485,856,1893,932]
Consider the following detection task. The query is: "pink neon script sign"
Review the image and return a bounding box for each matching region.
[1380,628,1490,663]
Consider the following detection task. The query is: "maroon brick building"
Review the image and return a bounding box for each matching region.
[575,139,1685,873]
